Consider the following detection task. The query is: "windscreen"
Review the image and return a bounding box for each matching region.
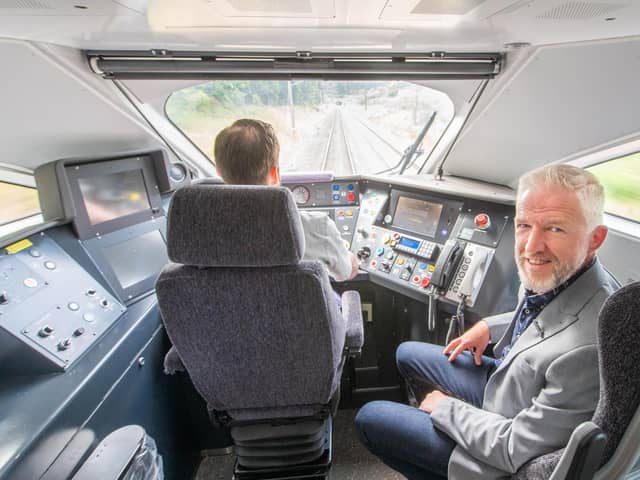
[393,197,443,237]
[78,170,150,225]
[165,80,454,176]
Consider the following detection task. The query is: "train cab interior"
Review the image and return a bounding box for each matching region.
[1,1,640,479]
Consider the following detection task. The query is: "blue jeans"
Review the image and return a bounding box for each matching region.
[355,342,497,480]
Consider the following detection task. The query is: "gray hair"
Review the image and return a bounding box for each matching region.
[517,164,605,230]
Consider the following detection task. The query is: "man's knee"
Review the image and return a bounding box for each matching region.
[354,401,401,453]
[396,341,441,372]
[354,402,381,452]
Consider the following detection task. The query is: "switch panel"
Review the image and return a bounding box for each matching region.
[0,233,125,374]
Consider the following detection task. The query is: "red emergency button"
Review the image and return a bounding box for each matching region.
[474,213,491,230]
[347,192,356,202]
[421,277,430,289]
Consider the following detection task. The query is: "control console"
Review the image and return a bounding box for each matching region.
[0,233,125,374]
[352,186,505,309]
[286,180,360,248]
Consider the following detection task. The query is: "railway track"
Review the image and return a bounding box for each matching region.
[321,109,357,175]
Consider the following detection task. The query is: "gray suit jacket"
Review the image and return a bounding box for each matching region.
[431,259,619,479]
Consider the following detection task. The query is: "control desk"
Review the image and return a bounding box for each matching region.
[285,177,516,319]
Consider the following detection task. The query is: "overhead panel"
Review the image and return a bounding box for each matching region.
[410,0,486,15]
[379,0,488,20]
[170,0,335,21]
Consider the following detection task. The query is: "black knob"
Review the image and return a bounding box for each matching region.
[0,293,8,305]
[39,325,54,337]
[73,327,85,337]
[357,246,372,261]
[357,228,369,239]
[57,338,72,351]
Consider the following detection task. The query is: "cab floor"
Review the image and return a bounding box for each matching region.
[195,409,404,480]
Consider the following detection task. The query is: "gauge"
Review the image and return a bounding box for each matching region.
[169,163,187,182]
[292,185,311,205]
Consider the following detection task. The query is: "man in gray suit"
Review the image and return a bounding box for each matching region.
[355,164,619,479]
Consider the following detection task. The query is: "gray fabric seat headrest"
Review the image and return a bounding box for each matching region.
[167,184,305,267]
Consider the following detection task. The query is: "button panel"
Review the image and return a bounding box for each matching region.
[0,234,126,373]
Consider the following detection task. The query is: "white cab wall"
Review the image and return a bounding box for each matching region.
[444,36,640,187]
[0,39,171,171]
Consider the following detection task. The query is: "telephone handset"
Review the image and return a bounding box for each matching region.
[431,239,466,290]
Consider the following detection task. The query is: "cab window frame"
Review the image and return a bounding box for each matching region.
[0,167,44,239]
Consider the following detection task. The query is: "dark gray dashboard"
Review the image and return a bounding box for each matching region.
[284,177,518,320]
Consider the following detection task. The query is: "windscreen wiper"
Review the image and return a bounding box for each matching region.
[374,111,437,175]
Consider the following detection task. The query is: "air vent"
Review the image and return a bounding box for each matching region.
[536,1,626,19]
[410,0,486,15]
[0,0,52,8]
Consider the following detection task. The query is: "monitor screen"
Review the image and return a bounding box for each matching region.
[393,196,443,238]
[78,170,151,226]
[103,230,168,290]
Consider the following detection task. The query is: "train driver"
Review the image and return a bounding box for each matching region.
[214,118,359,282]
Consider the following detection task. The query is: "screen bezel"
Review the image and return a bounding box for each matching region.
[81,219,168,304]
[392,196,443,238]
[66,156,162,240]
[385,190,463,243]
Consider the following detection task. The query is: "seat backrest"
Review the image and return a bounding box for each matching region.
[156,185,346,422]
[592,281,640,465]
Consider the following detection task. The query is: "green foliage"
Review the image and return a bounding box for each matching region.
[588,152,640,222]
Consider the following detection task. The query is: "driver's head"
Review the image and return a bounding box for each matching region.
[514,164,608,294]
[214,119,280,185]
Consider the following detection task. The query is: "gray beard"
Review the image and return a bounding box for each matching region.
[516,252,586,294]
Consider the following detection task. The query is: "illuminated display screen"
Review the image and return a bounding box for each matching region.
[393,197,443,237]
[79,170,150,225]
[399,237,420,249]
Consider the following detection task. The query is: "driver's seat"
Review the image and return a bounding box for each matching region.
[156,184,363,479]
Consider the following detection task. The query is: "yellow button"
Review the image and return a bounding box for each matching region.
[428,265,436,272]
[346,210,353,217]
[397,257,405,265]
[390,240,398,247]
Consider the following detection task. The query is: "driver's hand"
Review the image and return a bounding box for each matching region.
[443,320,490,366]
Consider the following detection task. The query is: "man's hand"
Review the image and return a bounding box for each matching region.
[419,390,448,414]
[443,320,490,365]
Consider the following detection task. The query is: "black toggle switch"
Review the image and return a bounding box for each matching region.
[39,325,54,337]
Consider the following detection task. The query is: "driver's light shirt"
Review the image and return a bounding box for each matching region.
[299,211,352,282]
